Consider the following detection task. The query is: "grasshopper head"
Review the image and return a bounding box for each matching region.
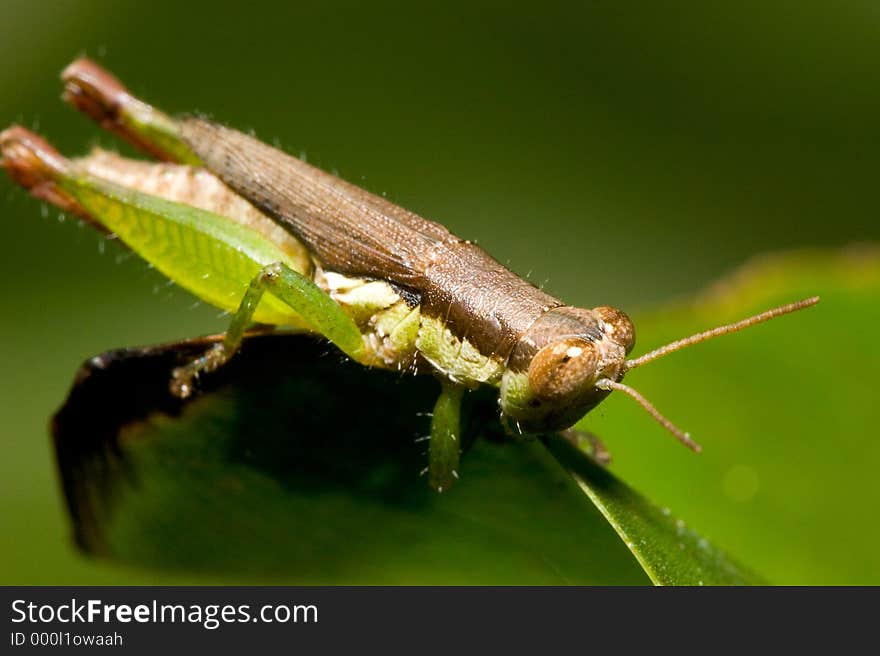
[500,296,817,450]
[499,306,634,433]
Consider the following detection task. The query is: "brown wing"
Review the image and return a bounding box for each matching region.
[180,117,453,287]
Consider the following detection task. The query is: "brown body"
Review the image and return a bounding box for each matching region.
[181,120,566,366]
[179,118,641,432]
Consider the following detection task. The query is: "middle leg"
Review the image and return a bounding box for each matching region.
[171,261,369,397]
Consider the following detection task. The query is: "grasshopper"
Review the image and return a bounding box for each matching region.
[1,59,817,491]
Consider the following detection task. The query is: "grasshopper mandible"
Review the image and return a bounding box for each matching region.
[1,59,817,491]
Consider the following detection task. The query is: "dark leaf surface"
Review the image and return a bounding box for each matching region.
[53,334,649,583]
[53,331,758,584]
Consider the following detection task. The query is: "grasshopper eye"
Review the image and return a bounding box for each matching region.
[527,338,599,402]
[593,306,635,354]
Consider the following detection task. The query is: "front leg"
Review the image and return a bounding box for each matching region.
[428,381,465,492]
[559,427,612,466]
[171,262,368,397]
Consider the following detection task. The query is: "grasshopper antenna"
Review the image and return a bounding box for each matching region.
[625,296,819,370]
[596,378,701,452]
[599,296,818,453]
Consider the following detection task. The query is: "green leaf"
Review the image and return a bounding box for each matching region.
[545,435,761,585]
[54,246,874,585]
[53,332,752,585]
[583,246,880,584]
[53,335,638,584]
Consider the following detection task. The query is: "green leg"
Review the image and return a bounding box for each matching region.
[428,381,465,492]
[171,262,368,398]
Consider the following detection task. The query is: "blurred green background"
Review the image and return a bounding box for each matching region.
[1,1,878,584]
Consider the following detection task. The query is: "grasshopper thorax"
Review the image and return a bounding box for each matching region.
[499,306,635,433]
